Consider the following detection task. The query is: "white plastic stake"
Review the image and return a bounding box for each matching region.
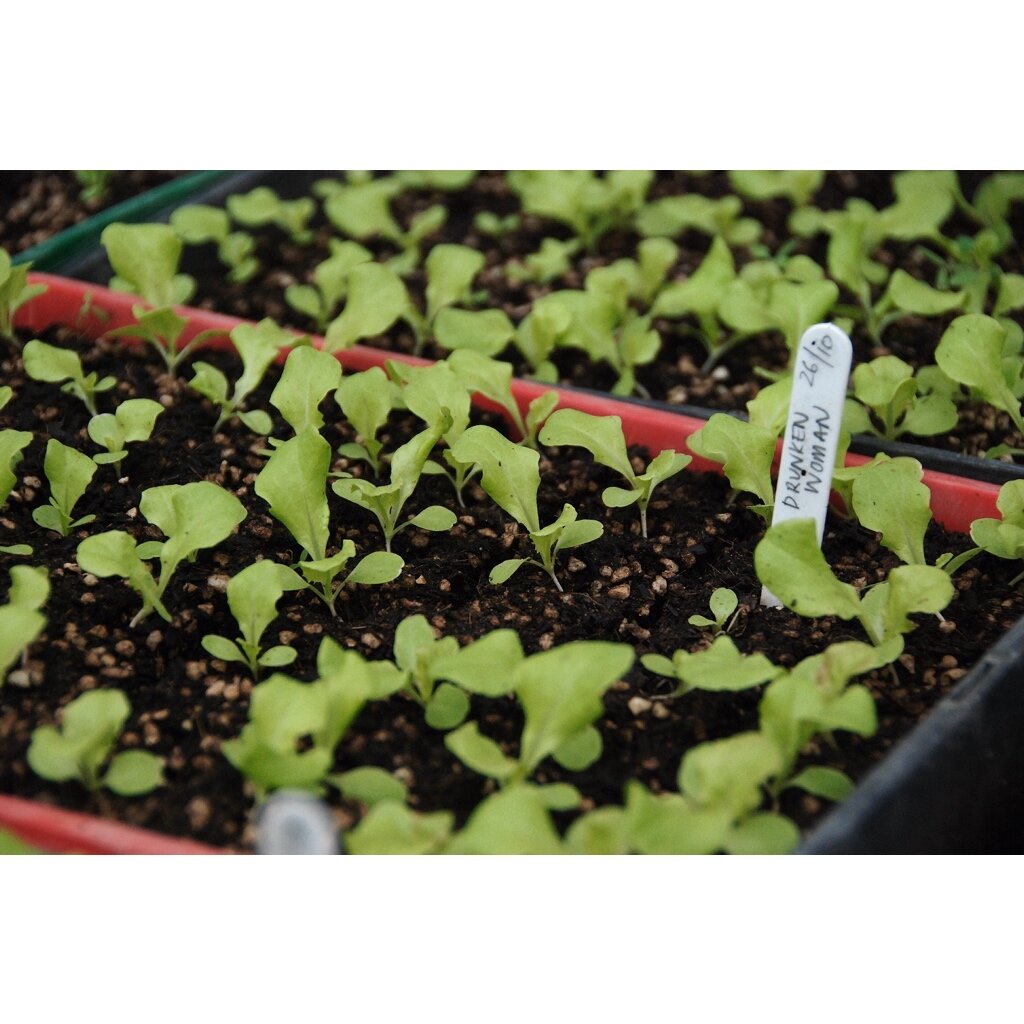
[256,791,340,855]
[760,323,853,608]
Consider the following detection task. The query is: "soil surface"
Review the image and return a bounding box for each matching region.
[162,170,1024,462]
[0,171,179,255]
[1,327,1022,851]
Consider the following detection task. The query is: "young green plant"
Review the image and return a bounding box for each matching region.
[0,566,48,685]
[31,439,97,536]
[201,560,306,677]
[76,481,246,627]
[27,689,163,796]
[538,408,690,538]
[22,338,115,416]
[254,429,404,612]
[449,424,603,591]
[87,398,164,467]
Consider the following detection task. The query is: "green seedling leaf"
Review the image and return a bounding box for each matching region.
[334,366,400,474]
[27,689,162,794]
[31,439,97,537]
[638,193,760,246]
[850,355,958,440]
[642,635,782,696]
[102,222,194,307]
[687,412,777,515]
[1,250,47,341]
[322,177,404,242]
[687,586,739,634]
[226,187,314,243]
[331,766,407,807]
[619,782,731,855]
[858,564,955,647]
[0,429,33,507]
[1,566,48,685]
[539,408,689,538]
[970,481,1024,580]
[506,237,580,285]
[785,766,855,802]
[445,785,565,855]
[729,170,824,206]
[170,204,229,245]
[552,725,602,772]
[333,417,451,552]
[346,802,453,855]
[754,518,861,620]
[430,628,524,697]
[269,345,343,437]
[851,457,931,565]
[451,424,601,589]
[76,530,169,625]
[324,262,410,352]
[87,398,164,466]
[724,813,800,855]
[679,731,782,819]
[284,240,373,329]
[434,307,515,357]
[514,642,633,782]
[255,429,331,560]
[425,244,485,321]
[424,682,471,730]
[104,306,222,373]
[202,559,304,677]
[936,314,1024,433]
[23,338,115,416]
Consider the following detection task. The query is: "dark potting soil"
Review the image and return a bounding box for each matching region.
[0,171,180,255]
[167,170,1024,463]
[1,327,1021,851]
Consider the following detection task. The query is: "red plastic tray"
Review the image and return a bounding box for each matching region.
[0,274,1001,854]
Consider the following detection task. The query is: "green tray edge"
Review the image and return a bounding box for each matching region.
[12,170,229,272]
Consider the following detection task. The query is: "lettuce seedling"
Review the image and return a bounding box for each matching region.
[0,249,46,345]
[686,412,777,520]
[31,439,97,536]
[87,398,164,467]
[935,314,1024,435]
[268,345,343,439]
[446,349,559,449]
[395,170,477,191]
[190,318,293,434]
[77,481,246,627]
[226,187,315,244]
[283,240,373,331]
[1,565,47,685]
[637,193,761,246]
[334,366,402,475]
[254,429,404,612]
[686,586,739,635]
[387,614,468,730]
[0,428,33,508]
[425,244,485,322]
[759,638,899,790]
[322,261,413,353]
[507,170,654,250]
[554,273,662,396]
[170,204,258,283]
[970,480,1024,584]
[104,306,225,374]
[346,802,454,855]
[444,784,574,855]
[474,210,520,238]
[27,689,163,796]
[506,238,581,285]
[754,518,955,646]
[101,223,195,307]
[332,417,456,552]
[641,635,783,697]
[22,338,115,416]
[320,175,445,275]
[843,456,973,574]
[388,360,478,505]
[201,559,306,677]
[445,641,634,785]
[870,268,966,335]
[513,291,573,382]
[221,665,373,799]
[74,170,113,204]
[449,424,602,591]
[728,170,824,207]
[539,408,690,538]
[843,354,958,440]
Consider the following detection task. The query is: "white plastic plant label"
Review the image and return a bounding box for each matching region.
[761,323,853,608]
